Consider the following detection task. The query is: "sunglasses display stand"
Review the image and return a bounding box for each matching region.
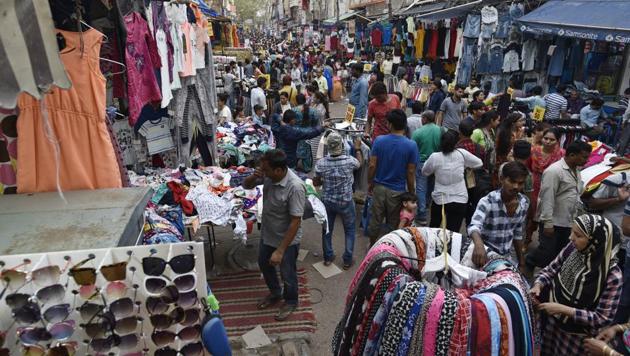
[0,241,208,355]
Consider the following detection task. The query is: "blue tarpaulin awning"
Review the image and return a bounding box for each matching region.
[517,0,630,43]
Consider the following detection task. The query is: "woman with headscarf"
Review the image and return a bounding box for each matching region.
[530,214,623,354]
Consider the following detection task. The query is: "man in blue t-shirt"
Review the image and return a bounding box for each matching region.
[367,109,418,245]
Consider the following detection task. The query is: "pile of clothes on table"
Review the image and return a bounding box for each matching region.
[216,122,275,168]
[130,166,262,244]
[131,166,329,245]
[580,142,630,195]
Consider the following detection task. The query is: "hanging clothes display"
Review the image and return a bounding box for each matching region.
[16,28,122,193]
[124,12,163,125]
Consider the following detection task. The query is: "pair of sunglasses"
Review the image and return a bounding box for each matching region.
[69,257,129,286]
[154,342,203,356]
[147,290,198,314]
[151,325,201,348]
[82,311,141,338]
[145,273,196,296]
[142,254,195,276]
[12,301,41,325]
[7,285,65,311]
[89,333,138,353]
[17,320,75,346]
[0,261,31,291]
[150,307,200,330]
[22,342,77,356]
[43,304,71,324]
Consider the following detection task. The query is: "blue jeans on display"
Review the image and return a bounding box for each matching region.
[489,46,504,74]
[258,241,299,306]
[495,12,511,39]
[463,15,481,38]
[458,38,477,85]
[322,200,356,264]
[415,160,434,221]
[476,52,490,74]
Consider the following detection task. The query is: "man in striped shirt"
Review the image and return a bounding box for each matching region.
[465,161,529,273]
[543,84,568,120]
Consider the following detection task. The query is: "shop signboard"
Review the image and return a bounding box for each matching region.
[520,24,630,44]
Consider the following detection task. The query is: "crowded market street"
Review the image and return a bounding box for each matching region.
[2,0,630,355]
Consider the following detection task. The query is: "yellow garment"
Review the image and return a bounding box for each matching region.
[415,28,425,59]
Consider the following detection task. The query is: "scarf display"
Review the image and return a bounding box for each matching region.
[331,227,537,356]
[550,214,621,333]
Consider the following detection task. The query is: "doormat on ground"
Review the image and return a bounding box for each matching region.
[209,268,317,337]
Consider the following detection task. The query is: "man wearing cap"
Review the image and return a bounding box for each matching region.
[314,132,363,269]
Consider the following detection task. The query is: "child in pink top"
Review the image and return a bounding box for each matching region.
[398,192,418,228]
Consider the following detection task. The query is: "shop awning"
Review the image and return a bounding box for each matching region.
[415,0,481,20]
[323,10,366,24]
[397,1,446,17]
[517,0,630,43]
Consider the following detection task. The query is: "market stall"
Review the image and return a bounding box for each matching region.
[332,226,537,356]
[0,1,237,354]
[0,241,214,355]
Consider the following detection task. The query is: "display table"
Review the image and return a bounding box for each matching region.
[0,187,152,254]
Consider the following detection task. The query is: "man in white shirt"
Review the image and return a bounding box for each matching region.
[406,101,423,137]
[290,62,303,93]
[251,77,267,113]
[314,68,328,96]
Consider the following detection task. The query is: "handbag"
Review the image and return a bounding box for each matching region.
[458,149,476,189]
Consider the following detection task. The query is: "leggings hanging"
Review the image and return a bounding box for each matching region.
[189,128,213,167]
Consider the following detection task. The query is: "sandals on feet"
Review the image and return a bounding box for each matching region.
[257,294,281,310]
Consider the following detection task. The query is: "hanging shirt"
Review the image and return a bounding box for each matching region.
[406,17,415,33]
[415,28,425,59]
[382,23,393,45]
[193,23,207,70]
[180,21,196,77]
[166,3,187,90]
[124,12,163,125]
[371,28,382,47]
[139,117,175,155]
[156,29,173,108]
[112,119,137,166]
[427,29,439,59]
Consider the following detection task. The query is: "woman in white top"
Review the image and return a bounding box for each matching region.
[422,129,483,232]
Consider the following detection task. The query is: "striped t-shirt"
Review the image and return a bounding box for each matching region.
[543,93,568,120]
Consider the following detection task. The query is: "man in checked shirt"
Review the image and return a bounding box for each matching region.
[314,132,363,270]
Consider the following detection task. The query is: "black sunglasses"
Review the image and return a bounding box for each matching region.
[142,254,195,276]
